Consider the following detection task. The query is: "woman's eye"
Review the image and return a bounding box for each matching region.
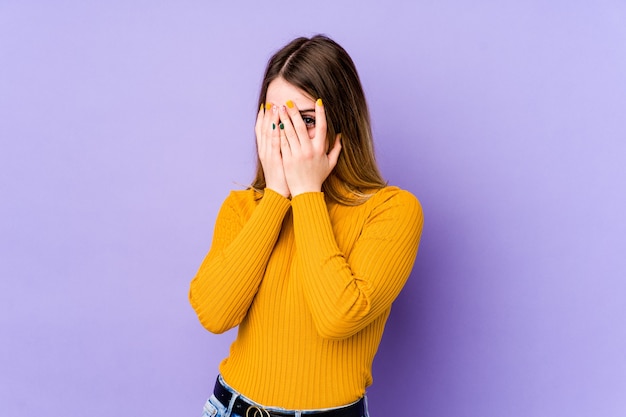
[302,116,316,128]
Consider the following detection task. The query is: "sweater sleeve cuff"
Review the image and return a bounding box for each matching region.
[290,191,325,213]
[291,192,337,251]
[260,188,292,214]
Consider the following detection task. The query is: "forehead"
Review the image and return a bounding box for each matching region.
[266,78,314,105]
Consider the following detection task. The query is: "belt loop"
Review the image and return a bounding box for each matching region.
[227,391,239,415]
[363,396,369,417]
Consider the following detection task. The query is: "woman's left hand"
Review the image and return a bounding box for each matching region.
[278,99,342,197]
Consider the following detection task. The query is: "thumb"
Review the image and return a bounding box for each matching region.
[327,134,342,168]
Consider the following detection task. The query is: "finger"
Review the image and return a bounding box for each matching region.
[263,103,276,134]
[255,103,265,147]
[270,106,281,154]
[278,105,301,150]
[263,104,279,154]
[284,100,310,143]
[313,98,328,149]
[279,120,291,157]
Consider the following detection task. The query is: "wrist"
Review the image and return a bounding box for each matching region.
[265,186,291,199]
[289,186,322,198]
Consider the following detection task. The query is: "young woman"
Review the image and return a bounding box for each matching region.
[189,35,423,417]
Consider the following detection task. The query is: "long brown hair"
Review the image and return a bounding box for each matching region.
[252,35,386,205]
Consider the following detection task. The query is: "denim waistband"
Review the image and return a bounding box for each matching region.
[213,375,368,417]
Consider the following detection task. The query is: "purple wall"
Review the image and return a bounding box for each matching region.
[1,2,625,416]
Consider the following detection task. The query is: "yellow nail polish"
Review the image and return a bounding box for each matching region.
[260,103,264,111]
[286,100,294,109]
[316,98,323,107]
[265,103,272,110]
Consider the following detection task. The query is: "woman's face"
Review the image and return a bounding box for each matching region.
[265,77,317,140]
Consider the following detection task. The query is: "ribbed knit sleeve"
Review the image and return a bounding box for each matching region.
[291,189,423,340]
[189,188,291,334]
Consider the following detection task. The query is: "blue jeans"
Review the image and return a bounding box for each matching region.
[202,375,369,417]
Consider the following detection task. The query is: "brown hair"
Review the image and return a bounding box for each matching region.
[251,35,387,205]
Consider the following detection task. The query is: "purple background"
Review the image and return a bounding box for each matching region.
[1,2,625,416]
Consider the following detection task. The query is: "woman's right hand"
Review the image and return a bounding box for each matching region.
[255,103,290,198]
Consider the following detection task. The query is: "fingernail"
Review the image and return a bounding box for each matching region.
[279,123,284,130]
[265,103,272,110]
[260,103,264,111]
[272,123,276,130]
[272,105,278,114]
[316,98,323,106]
[286,100,294,109]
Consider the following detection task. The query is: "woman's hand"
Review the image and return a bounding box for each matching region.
[278,99,342,197]
[255,103,290,198]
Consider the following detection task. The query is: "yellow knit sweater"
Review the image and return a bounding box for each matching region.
[189,186,423,409]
